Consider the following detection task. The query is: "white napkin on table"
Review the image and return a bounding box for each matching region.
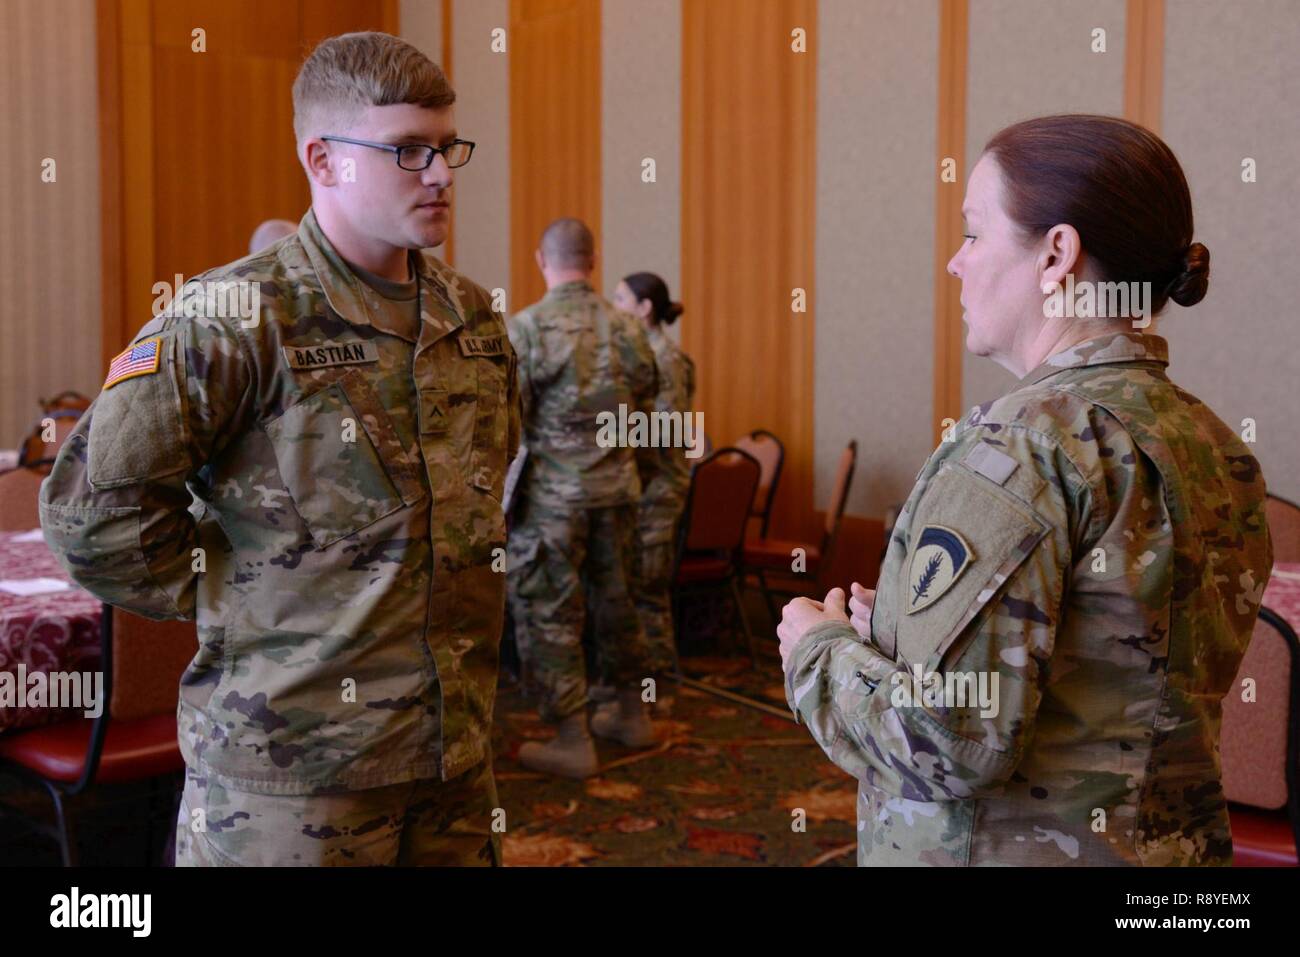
[0,577,71,596]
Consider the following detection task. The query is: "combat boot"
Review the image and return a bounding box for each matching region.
[518,711,599,778]
[591,687,656,748]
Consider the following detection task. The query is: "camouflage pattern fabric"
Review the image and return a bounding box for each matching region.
[175,759,501,866]
[506,280,658,508]
[637,324,696,542]
[633,541,678,675]
[40,209,521,796]
[785,332,1273,866]
[633,324,697,672]
[508,500,652,721]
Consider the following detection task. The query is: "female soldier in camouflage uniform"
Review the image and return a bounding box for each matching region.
[778,115,1273,866]
[599,273,696,735]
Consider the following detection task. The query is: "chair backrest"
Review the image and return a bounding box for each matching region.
[1267,494,1300,564]
[109,607,198,722]
[1220,606,1298,812]
[0,467,44,531]
[679,447,761,554]
[732,429,784,537]
[815,440,858,587]
[67,604,197,795]
[823,440,858,539]
[18,413,81,474]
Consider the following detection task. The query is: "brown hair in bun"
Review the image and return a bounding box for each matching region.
[623,272,684,326]
[983,114,1209,315]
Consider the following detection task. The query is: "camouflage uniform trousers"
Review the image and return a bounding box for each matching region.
[507,500,653,721]
[174,759,501,866]
[630,534,678,675]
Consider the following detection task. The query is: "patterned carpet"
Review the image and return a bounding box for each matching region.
[493,652,858,867]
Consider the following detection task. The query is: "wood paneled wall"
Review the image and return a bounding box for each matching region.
[97,0,395,365]
[508,0,602,310]
[681,0,817,541]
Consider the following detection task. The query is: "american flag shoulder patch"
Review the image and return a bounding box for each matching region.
[104,337,163,389]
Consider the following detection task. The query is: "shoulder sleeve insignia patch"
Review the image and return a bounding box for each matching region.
[906,524,975,614]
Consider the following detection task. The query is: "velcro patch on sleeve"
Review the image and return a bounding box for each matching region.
[103,337,162,389]
[965,441,1018,485]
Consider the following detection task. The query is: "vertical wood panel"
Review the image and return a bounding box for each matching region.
[99,0,390,361]
[442,0,456,267]
[509,0,602,309]
[1124,0,1165,132]
[97,0,127,372]
[933,0,967,445]
[682,0,816,540]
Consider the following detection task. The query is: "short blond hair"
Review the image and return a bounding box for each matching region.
[292,31,455,144]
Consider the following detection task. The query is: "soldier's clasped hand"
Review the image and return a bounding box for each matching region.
[777,587,849,670]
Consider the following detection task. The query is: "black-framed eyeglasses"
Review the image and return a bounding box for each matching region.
[321,135,476,170]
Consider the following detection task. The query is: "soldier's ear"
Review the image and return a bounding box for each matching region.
[303,138,337,188]
[534,248,545,271]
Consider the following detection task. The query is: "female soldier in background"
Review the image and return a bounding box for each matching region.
[778,115,1273,866]
[594,273,696,736]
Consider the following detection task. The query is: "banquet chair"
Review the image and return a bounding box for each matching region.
[1266,493,1300,564]
[17,391,89,475]
[0,607,197,866]
[743,440,858,623]
[732,429,784,542]
[0,467,44,531]
[1222,606,1300,866]
[671,447,762,665]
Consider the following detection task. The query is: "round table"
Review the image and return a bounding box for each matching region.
[0,530,103,733]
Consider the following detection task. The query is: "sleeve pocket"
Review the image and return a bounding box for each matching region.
[89,334,190,489]
[893,463,1049,671]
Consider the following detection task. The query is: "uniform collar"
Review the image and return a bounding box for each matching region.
[544,279,595,299]
[1021,331,1169,386]
[297,208,465,340]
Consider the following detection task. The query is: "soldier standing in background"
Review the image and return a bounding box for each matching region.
[40,32,519,865]
[609,273,695,711]
[777,115,1272,866]
[506,219,660,778]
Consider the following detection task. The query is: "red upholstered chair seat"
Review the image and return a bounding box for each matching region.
[674,555,734,584]
[0,713,182,785]
[1228,805,1298,866]
[743,538,820,571]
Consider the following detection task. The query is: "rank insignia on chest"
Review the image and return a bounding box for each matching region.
[906,525,974,614]
[103,337,162,389]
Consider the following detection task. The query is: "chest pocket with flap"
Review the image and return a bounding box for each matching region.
[264,368,423,547]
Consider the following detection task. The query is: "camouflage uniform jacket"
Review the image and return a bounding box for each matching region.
[40,209,521,795]
[506,280,658,509]
[639,325,696,545]
[785,332,1272,865]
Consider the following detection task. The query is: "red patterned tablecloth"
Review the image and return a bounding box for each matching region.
[0,530,103,733]
[1264,562,1300,633]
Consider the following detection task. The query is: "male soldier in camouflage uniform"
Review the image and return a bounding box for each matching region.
[506,219,660,778]
[778,125,1272,865]
[40,32,520,865]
